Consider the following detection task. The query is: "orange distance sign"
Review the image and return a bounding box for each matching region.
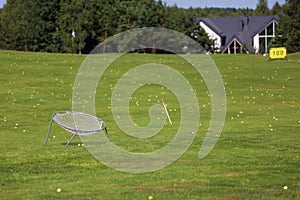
[269,47,287,59]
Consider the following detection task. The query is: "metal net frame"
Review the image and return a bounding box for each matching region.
[46,111,110,147]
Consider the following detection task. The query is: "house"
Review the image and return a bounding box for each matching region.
[197,16,279,54]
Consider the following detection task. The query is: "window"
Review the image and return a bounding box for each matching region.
[258,21,277,53]
[267,23,274,35]
[259,29,265,36]
[224,39,242,54]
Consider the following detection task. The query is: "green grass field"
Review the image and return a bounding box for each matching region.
[0,50,299,199]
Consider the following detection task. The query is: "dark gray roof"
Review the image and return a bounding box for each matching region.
[198,16,279,52]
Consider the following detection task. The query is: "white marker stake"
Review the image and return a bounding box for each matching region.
[162,98,172,125]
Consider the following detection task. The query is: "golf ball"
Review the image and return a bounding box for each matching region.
[148,196,153,200]
[57,188,61,192]
[283,186,288,190]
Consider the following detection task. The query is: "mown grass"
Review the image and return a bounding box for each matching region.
[0,50,299,199]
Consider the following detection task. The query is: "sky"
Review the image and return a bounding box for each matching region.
[0,0,5,9]
[0,0,286,9]
[162,0,286,9]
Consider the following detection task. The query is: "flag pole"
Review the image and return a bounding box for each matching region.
[71,29,76,51]
[162,98,172,125]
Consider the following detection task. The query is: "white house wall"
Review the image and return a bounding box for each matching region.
[253,34,259,54]
[199,22,221,50]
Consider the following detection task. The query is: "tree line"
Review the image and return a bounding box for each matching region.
[0,0,298,53]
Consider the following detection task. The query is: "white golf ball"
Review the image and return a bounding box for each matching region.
[283,186,288,190]
[57,188,61,192]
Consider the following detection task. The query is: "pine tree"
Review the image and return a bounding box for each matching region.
[187,21,214,53]
[271,1,282,15]
[255,0,270,15]
[276,0,300,52]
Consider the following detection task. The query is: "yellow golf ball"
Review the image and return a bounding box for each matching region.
[148,195,153,200]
